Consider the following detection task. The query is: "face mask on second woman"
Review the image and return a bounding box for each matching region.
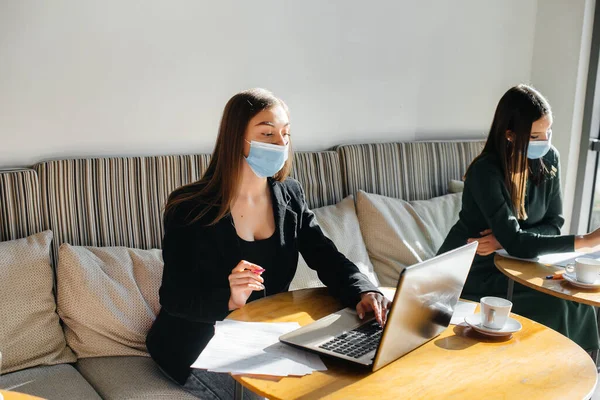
[527,131,552,160]
[244,140,289,178]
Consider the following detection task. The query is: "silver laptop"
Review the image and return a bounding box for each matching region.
[279,241,477,371]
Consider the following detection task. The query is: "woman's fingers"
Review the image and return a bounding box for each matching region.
[468,237,489,244]
[476,246,496,256]
[356,302,366,320]
[229,276,264,286]
[229,261,265,289]
[232,260,265,274]
[474,232,501,256]
[229,271,264,284]
[476,246,490,254]
[231,282,265,292]
[356,294,388,326]
[381,298,391,325]
[469,232,496,243]
[371,298,383,326]
[477,236,493,244]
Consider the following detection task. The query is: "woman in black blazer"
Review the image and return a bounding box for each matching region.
[146,88,389,399]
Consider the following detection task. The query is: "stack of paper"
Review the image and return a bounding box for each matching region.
[191,320,327,376]
[496,249,600,267]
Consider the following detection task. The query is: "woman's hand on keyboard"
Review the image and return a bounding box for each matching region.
[356,292,391,327]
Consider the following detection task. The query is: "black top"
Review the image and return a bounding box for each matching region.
[146,178,380,384]
[237,231,280,299]
[438,146,574,261]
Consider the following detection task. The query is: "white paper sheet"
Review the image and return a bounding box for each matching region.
[496,249,600,267]
[537,251,600,267]
[450,300,477,325]
[191,320,326,376]
[495,249,538,263]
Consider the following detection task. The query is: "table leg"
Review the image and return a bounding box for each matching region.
[234,381,244,400]
[506,279,514,302]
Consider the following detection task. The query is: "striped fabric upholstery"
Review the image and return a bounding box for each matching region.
[337,141,486,200]
[34,151,342,261]
[0,169,43,242]
[35,155,211,262]
[291,151,344,209]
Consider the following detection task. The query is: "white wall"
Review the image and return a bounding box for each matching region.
[0,0,538,168]
[530,0,595,233]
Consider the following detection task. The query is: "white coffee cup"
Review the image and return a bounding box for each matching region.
[565,258,600,284]
[480,296,512,330]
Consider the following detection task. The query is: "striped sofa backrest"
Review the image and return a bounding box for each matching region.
[33,150,343,261]
[336,140,486,200]
[290,151,344,209]
[35,155,211,262]
[0,169,44,242]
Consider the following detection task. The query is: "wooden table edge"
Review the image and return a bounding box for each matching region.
[0,390,46,400]
[585,377,599,400]
[494,254,600,307]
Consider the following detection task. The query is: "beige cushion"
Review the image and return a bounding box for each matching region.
[448,179,465,193]
[57,244,163,358]
[0,231,76,373]
[356,191,462,287]
[290,195,379,290]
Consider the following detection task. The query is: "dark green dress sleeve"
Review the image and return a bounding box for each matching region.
[465,155,574,259]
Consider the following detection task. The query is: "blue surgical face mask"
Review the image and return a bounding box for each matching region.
[527,130,552,159]
[244,140,289,178]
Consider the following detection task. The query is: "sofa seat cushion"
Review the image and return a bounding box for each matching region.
[0,364,101,400]
[356,191,462,287]
[75,356,198,399]
[289,195,379,290]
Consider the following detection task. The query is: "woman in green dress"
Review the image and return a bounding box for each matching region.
[438,84,600,350]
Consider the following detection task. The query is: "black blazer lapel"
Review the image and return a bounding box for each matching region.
[270,179,298,248]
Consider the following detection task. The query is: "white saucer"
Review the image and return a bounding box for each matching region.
[464,314,522,336]
[562,272,600,289]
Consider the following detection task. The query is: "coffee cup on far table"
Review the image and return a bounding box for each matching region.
[480,296,512,330]
[565,258,600,284]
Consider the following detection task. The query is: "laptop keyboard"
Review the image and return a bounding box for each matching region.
[318,321,383,359]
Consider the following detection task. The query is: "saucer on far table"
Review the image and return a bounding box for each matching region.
[562,272,600,290]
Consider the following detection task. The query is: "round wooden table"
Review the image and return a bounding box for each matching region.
[494,254,600,307]
[228,288,597,400]
[0,390,45,400]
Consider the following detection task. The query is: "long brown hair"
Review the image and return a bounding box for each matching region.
[467,84,551,220]
[164,88,293,226]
